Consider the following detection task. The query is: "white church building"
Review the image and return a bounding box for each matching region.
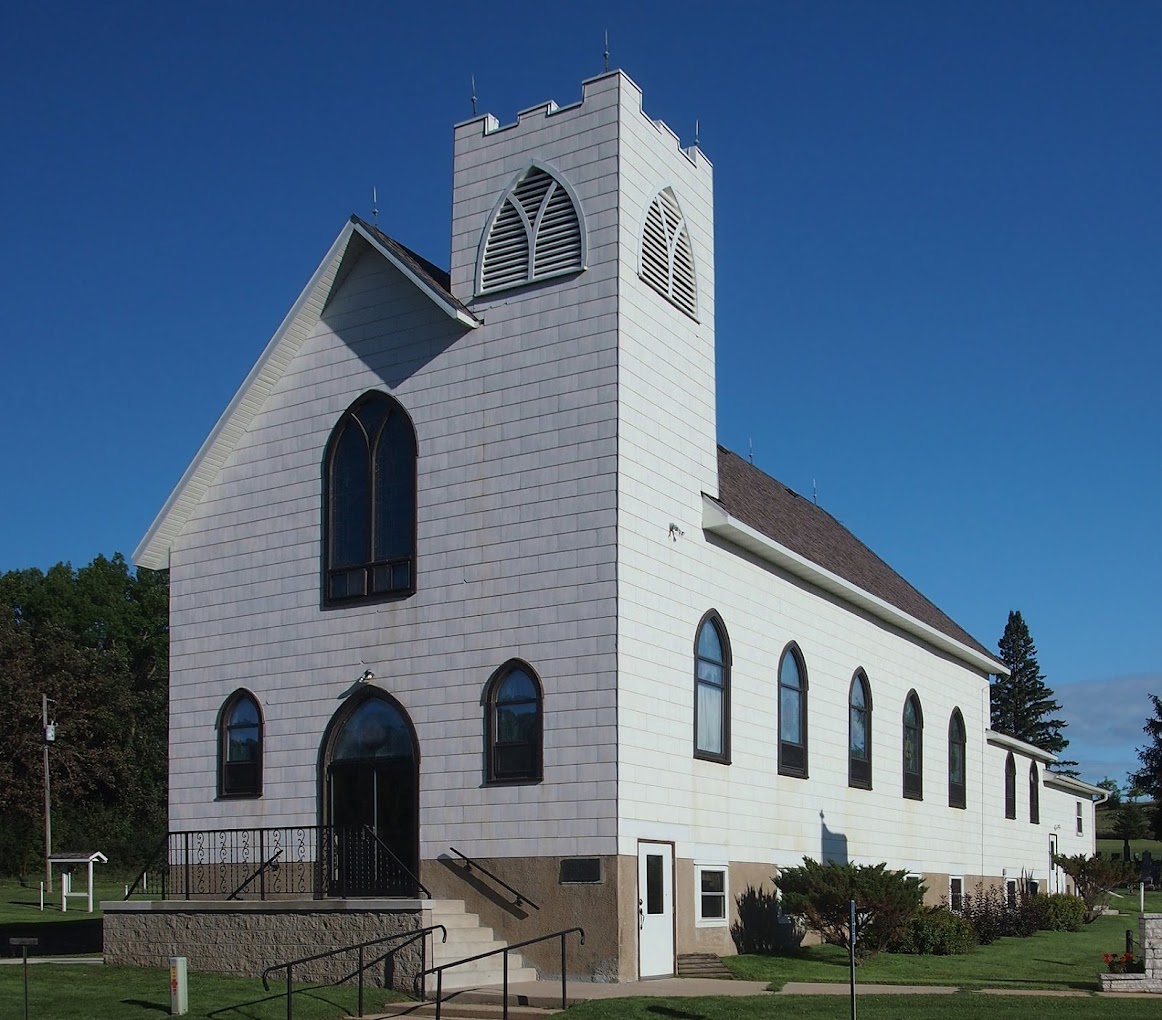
[128,69,1102,982]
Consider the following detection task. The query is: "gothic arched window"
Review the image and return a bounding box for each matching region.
[485,661,543,783]
[324,392,417,602]
[218,690,263,798]
[849,670,872,789]
[903,692,923,800]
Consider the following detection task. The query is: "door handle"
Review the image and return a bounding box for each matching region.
[638,898,644,931]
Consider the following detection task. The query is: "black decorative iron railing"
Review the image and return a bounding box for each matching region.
[418,927,585,1020]
[262,923,447,1020]
[448,846,540,910]
[123,825,424,900]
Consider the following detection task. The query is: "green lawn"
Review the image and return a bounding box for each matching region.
[559,994,1162,1020]
[1097,837,1162,860]
[0,876,134,925]
[0,963,404,1020]
[724,893,1162,991]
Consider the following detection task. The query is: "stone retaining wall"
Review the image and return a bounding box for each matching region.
[103,901,424,990]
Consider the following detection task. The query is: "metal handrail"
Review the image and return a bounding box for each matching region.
[362,825,430,898]
[448,847,541,910]
[262,923,447,1020]
[228,848,283,900]
[123,831,170,900]
[418,926,584,1020]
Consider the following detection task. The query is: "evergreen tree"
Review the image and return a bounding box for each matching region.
[1130,694,1162,840]
[990,610,1076,773]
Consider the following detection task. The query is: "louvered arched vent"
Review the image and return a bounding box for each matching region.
[640,187,697,318]
[477,165,585,295]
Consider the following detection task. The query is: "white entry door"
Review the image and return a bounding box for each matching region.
[1049,833,1062,894]
[637,842,674,977]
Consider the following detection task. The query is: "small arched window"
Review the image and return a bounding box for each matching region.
[324,392,417,603]
[778,643,808,778]
[640,187,697,318]
[1004,752,1017,819]
[948,709,966,809]
[218,690,263,798]
[485,661,543,783]
[1029,762,1040,824]
[694,613,730,763]
[476,163,586,294]
[902,691,923,800]
[849,671,872,789]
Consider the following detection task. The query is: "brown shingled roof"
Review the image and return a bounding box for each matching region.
[716,445,993,658]
[351,215,475,321]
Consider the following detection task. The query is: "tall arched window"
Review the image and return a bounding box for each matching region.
[218,690,263,798]
[902,691,923,800]
[849,671,872,789]
[1029,762,1040,824]
[485,661,543,783]
[1004,752,1017,819]
[778,643,808,777]
[324,392,417,603]
[694,613,730,763]
[948,709,966,809]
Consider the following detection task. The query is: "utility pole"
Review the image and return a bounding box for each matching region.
[42,694,53,892]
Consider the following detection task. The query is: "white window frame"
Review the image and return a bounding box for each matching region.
[949,876,964,912]
[694,864,729,927]
[1076,800,1083,835]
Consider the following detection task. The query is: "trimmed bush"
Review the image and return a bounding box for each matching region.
[730,883,805,955]
[1052,853,1136,921]
[892,906,978,955]
[1040,893,1086,931]
[776,858,924,961]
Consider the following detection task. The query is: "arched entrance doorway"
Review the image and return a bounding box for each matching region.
[321,690,419,897]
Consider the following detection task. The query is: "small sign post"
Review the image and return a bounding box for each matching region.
[9,937,38,1020]
[849,899,857,1020]
[170,956,189,1015]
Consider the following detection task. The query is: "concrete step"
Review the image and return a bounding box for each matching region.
[366,1002,556,1020]
[433,966,540,992]
[676,952,734,979]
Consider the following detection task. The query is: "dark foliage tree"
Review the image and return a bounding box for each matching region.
[0,554,168,877]
[1130,693,1162,840]
[990,610,1076,773]
[1113,802,1148,860]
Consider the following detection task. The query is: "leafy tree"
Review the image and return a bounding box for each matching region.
[1051,853,1134,922]
[776,858,924,961]
[0,555,168,876]
[1112,802,1148,860]
[990,610,1076,773]
[1096,777,1122,806]
[1130,693,1162,840]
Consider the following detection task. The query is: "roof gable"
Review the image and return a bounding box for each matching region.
[133,219,478,571]
[713,446,999,668]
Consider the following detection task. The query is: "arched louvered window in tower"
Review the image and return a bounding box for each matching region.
[476,164,585,294]
[640,187,697,318]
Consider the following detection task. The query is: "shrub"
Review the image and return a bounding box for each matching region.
[776,858,924,961]
[958,883,1037,943]
[1040,893,1086,932]
[892,906,977,955]
[730,883,805,955]
[1052,853,1136,922]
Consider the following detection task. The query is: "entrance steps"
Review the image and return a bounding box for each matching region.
[420,900,538,993]
[369,1003,557,1020]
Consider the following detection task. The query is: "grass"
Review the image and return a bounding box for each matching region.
[559,994,1162,1020]
[0,963,405,1020]
[1097,837,1162,859]
[0,876,137,925]
[723,890,1162,992]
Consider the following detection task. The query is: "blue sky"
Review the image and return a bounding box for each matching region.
[1,1,1158,786]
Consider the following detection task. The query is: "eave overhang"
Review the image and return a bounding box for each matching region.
[702,493,1007,677]
[985,729,1058,764]
[133,220,479,571]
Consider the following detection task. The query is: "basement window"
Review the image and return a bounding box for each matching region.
[695,866,728,926]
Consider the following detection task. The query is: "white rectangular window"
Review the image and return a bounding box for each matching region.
[695,866,728,926]
[1075,800,1083,836]
[949,877,964,912]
